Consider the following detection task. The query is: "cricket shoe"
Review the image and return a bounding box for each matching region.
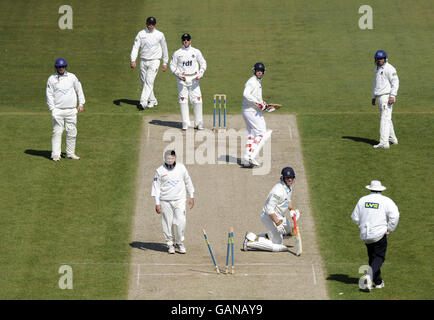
[389,139,398,145]
[52,155,61,162]
[168,245,175,254]
[249,158,260,166]
[375,280,385,289]
[195,123,204,130]
[66,154,80,160]
[147,102,157,108]
[373,144,390,149]
[242,236,249,251]
[176,244,186,254]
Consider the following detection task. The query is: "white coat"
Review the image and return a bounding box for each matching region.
[351,192,400,243]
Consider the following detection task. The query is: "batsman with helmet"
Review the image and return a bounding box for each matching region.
[243,167,301,252]
[46,58,85,161]
[241,62,275,167]
[371,50,400,149]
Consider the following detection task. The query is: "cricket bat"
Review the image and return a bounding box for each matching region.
[292,215,302,256]
[267,103,282,109]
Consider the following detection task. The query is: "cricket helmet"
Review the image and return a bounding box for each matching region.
[281,167,295,180]
[181,33,191,41]
[374,50,388,63]
[252,62,266,74]
[146,16,157,25]
[54,58,68,68]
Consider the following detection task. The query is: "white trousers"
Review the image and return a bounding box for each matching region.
[177,77,203,128]
[51,108,78,158]
[139,59,160,106]
[160,198,187,246]
[377,94,398,146]
[242,110,269,160]
[246,214,291,252]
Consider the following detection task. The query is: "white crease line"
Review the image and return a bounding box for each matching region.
[137,272,298,277]
[312,264,317,285]
[136,264,140,288]
[60,262,320,267]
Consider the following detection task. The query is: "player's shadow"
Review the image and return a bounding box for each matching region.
[113,99,141,110]
[342,136,378,146]
[326,274,360,285]
[129,241,168,252]
[217,155,269,170]
[217,155,241,165]
[148,119,182,129]
[24,149,63,160]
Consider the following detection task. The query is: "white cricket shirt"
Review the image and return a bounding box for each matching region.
[46,72,85,110]
[242,75,263,112]
[372,62,399,98]
[151,163,195,205]
[130,28,169,64]
[262,181,292,218]
[169,45,207,77]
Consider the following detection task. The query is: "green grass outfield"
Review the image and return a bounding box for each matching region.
[0,0,433,299]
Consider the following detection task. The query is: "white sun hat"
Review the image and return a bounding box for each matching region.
[365,180,387,191]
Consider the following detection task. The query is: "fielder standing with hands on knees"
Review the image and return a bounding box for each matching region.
[243,167,300,252]
[371,50,399,149]
[242,62,274,167]
[46,58,85,162]
[152,150,195,254]
[351,180,400,291]
[170,33,207,130]
[130,16,168,110]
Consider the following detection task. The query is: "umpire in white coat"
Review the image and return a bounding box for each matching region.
[46,58,85,162]
[152,150,195,254]
[371,50,399,149]
[351,180,400,290]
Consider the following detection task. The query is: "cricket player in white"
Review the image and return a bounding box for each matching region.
[170,33,207,130]
[243,167,300,252]
[242,62,275,167]
[371,50,399,149]
[152,150,195,254]
[351,180,400,290]
[46,58,85,162]
[130,16,169,110]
